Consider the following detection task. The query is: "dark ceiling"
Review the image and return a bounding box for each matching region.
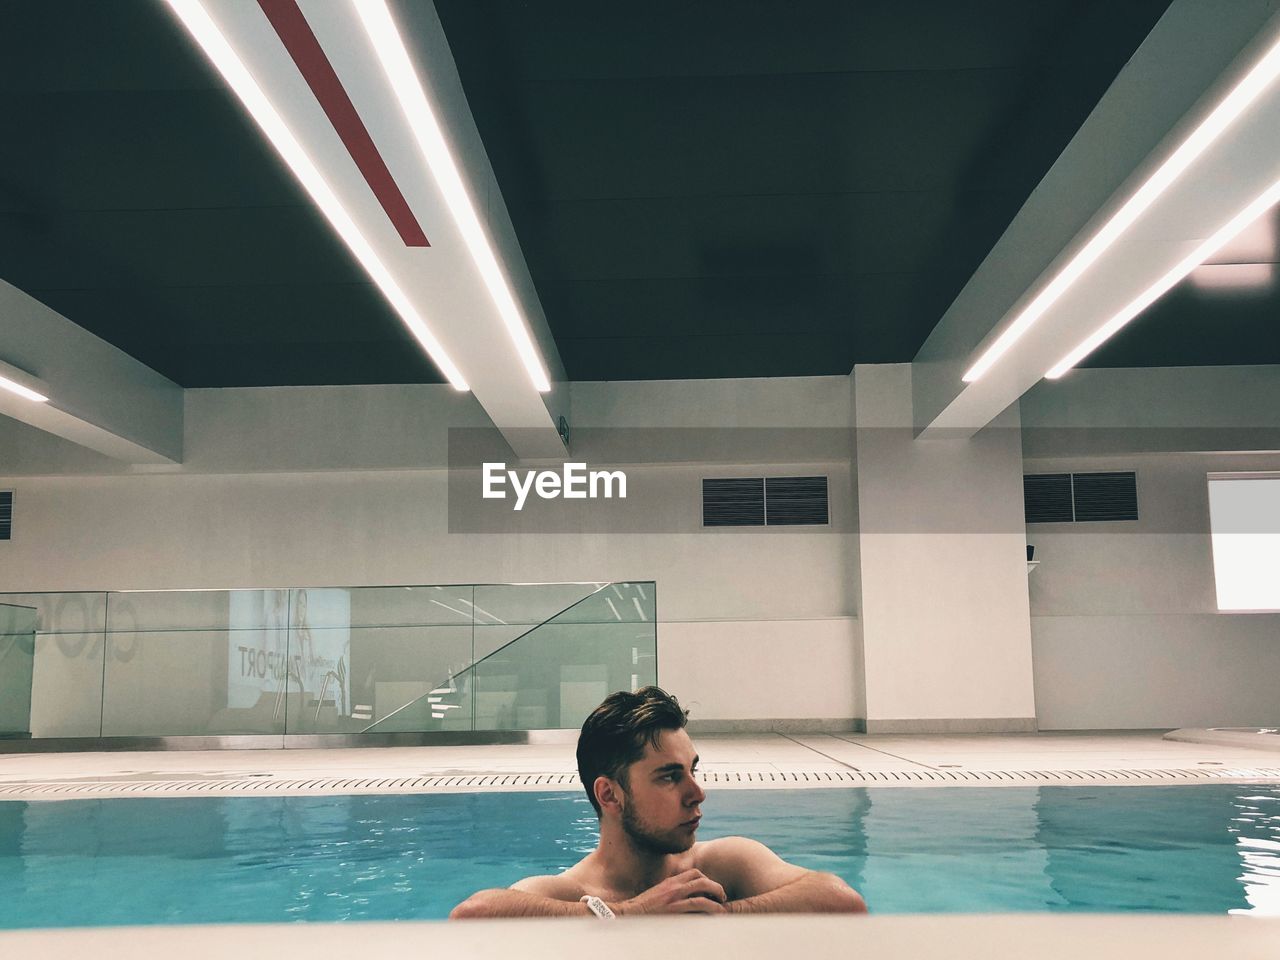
[9,0,1259,391]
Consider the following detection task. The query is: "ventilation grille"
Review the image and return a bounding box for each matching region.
[1025,472,1137,524]
[1024,474,1072,523]
[766,476,829,525]
[1072,471,1139,521]
[0,491,11,541]
[703,477,829,527]
[702,478,764,526]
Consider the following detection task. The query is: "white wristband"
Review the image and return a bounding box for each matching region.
[581,895,616,919]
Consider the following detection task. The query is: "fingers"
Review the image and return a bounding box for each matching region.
[683,875,727,904]
[667,896,727,915]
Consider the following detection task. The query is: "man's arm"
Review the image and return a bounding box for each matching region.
[449,875,588,919]
[701,836,866,915]
[449,869,730,919]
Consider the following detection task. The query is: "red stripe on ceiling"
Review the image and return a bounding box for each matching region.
[257,0,429,247]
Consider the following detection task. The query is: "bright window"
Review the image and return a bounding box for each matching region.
[1207,474,1280,612]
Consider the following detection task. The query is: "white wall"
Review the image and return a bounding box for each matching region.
[0,377,860,727]
[854,364,1036,732]
[1022,366,1280,729]
[1024,451,1280,729]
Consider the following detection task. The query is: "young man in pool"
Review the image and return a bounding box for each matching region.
[450,686,866,918]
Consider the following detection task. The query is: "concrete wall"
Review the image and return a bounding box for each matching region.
[0,377,860,729]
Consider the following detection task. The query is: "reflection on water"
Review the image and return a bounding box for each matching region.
[1230,794,1280,915]
[0,784,1277,927]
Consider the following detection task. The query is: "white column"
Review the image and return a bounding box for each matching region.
[854,364,1035,733]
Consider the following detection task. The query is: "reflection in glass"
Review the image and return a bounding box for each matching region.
[0,603,36,737]
[1,582,656,740]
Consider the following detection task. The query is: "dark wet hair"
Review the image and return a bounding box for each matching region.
[576,686,690,816]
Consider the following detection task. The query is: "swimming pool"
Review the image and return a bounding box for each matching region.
[1,784,1277,927]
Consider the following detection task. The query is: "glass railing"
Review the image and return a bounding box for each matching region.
[0,582,656,741]
[366,581,658,734]
[0,602,36,738]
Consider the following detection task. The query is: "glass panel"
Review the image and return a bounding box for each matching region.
[101,590,289,737]
[471,583,603,660]
[0,592,107,738]
[472,582,658,730]
[2,582,657,740]
[0,603,36,737]
[300,586,476,735]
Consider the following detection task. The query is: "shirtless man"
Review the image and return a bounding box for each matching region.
[450,686,866,918]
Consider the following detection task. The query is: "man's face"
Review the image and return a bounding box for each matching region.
[616,728,706,855]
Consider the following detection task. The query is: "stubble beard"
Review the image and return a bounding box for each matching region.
[620,795,695,855]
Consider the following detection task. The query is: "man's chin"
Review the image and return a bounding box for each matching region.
[662,829,698,854]
[628,829,696,856]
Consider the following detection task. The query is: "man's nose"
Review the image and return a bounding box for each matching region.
[687,776,706,806]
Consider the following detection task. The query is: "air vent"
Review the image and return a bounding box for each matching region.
[703,477,830,527]
[1024,472,1138,523]
[1072,471,1138,522]
[765,476,828,525]
[0,491,11,541]
[702,478,764,526]
[1024,474,1072,523]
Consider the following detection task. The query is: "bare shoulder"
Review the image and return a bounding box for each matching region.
[696,835,782,866]
[509,871,586,901]
[695,836,807,899]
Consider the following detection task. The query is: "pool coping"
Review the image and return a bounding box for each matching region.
[0,914,1277,960]
[1165,728,1280,752]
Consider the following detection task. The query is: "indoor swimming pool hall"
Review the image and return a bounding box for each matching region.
[3,0,1280,957]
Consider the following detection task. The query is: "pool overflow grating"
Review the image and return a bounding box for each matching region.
[1,766,1280,799]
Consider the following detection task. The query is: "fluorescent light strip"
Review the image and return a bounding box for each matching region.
[0,360,49,402]
[353,0,552,393]
[964,33,1280,383]
[0,375,47,403]
[1045,176,1280,378]
[163,0,468,390]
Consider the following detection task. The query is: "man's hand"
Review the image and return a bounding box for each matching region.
[615,868,728,915]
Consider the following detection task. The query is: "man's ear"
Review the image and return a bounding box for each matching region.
[594,776,624,815]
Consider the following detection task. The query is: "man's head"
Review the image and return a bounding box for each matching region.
[576,687,704,854]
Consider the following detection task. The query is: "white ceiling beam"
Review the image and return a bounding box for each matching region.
[911,0,1280,440]
[0,279,183,464]
[189,0,568,461]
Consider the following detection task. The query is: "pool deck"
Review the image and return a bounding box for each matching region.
[1,730,1278,799]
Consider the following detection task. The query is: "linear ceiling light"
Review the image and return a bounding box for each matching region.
[963,33,1280,384]
[0,359,49,403]
[352,0,553,393]
[1045,176,1280,379]
[162,0,469,390]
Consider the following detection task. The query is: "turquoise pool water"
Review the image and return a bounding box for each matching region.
[1,783,1278,927]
